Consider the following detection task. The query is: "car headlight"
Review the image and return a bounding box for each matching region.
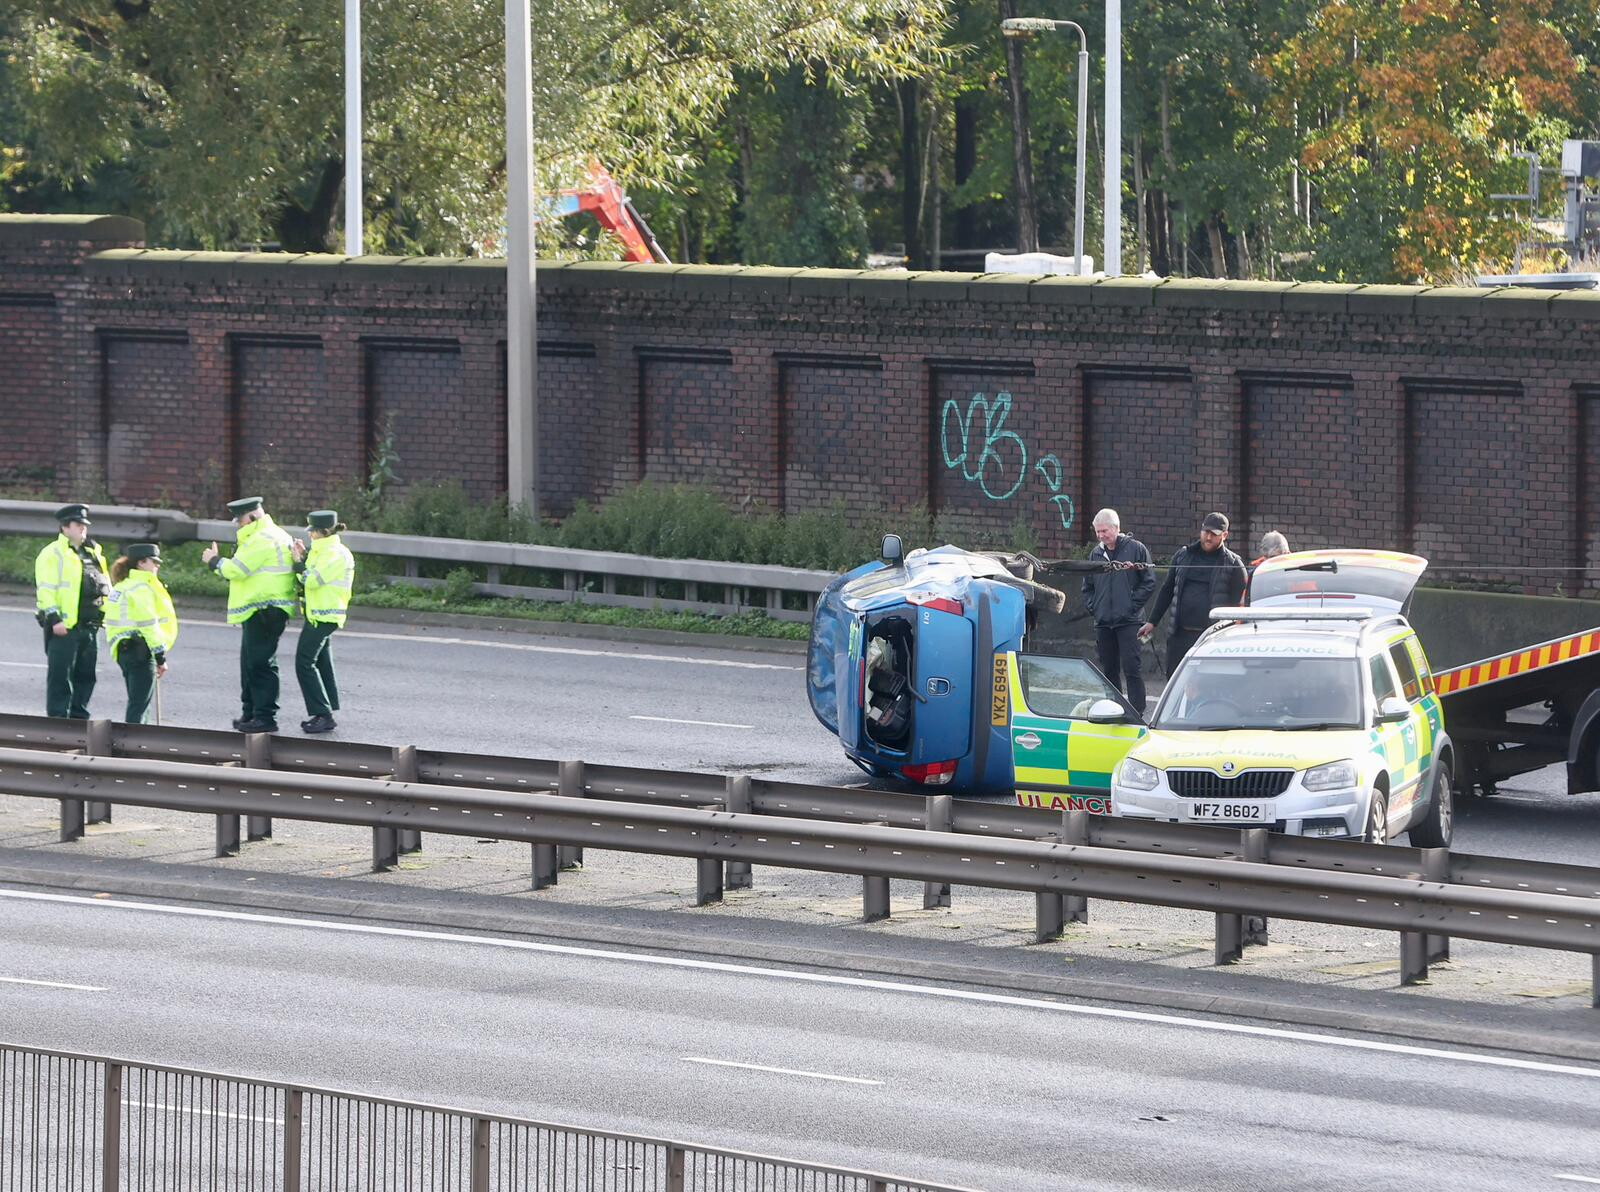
[1117,758,1160,790]
[1303,760,1358,791]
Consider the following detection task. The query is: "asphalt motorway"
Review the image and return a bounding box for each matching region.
[4,888,1600,1192]
[3,602,1597,865]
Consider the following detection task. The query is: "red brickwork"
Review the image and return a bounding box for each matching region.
[3,220,1600,592]
[1084,368,1194,559]
[103,333,199,505]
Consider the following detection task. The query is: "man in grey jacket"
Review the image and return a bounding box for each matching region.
[1142,511,1248,673]
[1082,509,1157,713]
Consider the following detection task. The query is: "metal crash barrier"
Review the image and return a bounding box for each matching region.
[0,1043,973,1192]
[0,719,1597,1003]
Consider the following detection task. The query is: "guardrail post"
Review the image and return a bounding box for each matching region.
[1593,954,1599,1010]
[243,731,273,840]
[470,1117,490,1192]
[558,760,585,869]
[101,1061,122,1192]
[696,853,724,906]
[1215,908,1244,965]
[1423,847,1450,964]
[723,776,753,890]
[392,745,421,853]
[282,1088,303,1192]
[532,840,559,889]
[1400,847,1452,985]
[216,809,241,857]
[85,718,113,825]
[1062,809,1090,924]
[372,822,399,872]
[1242,828,1269,947]
[667,1144,686,1192]
[923,795,953,910]
[60,790,85,843]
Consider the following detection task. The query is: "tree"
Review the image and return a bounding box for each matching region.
[2,0,944,253]
[1265,0,1595,281]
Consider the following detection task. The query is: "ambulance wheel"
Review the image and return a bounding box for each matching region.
[1409,762,1453,848]
[1362,788,1389,845]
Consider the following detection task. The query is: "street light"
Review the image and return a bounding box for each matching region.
[344,0,362,256]
[1001,17,1089,274]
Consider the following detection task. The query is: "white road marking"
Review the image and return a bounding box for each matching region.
[682,1057,882,1085]
[0,975,106,992]
[123,1100,282,1126]
[0,606,801,672]
[0,661,46,669]
[1555,1176,1600,1186]
[630,715,755,729]
[4,888,1597,1081]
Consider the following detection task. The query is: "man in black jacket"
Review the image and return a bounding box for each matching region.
[1083,509,1157,712]
[1141,512,1247,674]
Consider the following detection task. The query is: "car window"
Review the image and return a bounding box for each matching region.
[1018,655,1129,719]
[1368,653,1398,713]
[1389,641,1423,703]
[1152,656,1361,730]
[1405,636,1435,695]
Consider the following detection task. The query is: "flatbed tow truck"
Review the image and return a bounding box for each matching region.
[1435,626,1600,796]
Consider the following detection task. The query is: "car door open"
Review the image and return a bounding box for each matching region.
[1006,653,1148,812]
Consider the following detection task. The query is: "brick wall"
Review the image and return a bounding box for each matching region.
[3,216,1599,591]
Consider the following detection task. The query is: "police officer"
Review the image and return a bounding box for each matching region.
[105,543,177,724]
[292,510,355,733]
[34,503,112,719]
[202,496,297,733]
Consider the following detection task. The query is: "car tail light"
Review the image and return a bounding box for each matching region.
[902,760,959,785]
[907,591,963,616]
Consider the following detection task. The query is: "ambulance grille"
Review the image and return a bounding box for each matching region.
[1167,769,1294,800]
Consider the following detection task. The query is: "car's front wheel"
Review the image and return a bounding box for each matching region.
[1363,788,1389,845]
[1409,759,1454,848]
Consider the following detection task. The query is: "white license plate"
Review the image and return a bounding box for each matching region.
[1189,801,1275,822]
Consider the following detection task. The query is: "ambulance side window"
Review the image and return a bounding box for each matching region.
[1389,643,1423,703]
[1405,637,1435,695]
[1368,654,1398,714]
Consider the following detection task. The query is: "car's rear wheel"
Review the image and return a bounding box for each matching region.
[1409,758,1454,848]
[1363,788,1389,845]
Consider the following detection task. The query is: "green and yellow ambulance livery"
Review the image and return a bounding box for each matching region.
[1008,551,1454,846]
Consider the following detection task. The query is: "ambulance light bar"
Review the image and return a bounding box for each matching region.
[1210,606,1378,622]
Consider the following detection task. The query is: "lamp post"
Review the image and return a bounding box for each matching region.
[505,0,537,517]
[1001,17,1089,274]
[344,0,362,255]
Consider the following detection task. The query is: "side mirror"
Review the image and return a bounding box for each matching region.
[1376,696,1410,724]
[881,534,904,566]
[1085,698,1128,723]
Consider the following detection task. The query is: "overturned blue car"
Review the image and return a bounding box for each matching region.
[806,537,1067,791]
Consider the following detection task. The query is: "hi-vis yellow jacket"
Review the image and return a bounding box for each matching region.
[301,533,355,627]
[217,515,297,624]
[106,571,178,662]
[35,535,108,629]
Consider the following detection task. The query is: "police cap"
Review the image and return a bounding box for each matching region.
[125,543,161,562]
[226,496,264,518]
[55,504,91,525]
[307,510,339,531]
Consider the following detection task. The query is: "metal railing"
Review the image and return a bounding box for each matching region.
[0,500,834,622]
[1,1043,974,1191]
[0,715,1596,1001]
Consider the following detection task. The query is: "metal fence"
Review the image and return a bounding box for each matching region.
[0,718,1597,1001]
[0,500,833,622]
[1,1043,973,1191]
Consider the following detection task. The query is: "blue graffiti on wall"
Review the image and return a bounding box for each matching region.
[939,391,1076,529]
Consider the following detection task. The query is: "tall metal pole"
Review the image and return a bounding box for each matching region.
[344,0,363,256]
[1104,0,1122,275]
[1074,46,1088,271]
[505,0,538,516]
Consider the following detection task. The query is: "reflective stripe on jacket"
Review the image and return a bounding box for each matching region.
[107,571,178,661]
[216,515,297,624]
[35,535,108,630]
[301,534,355,627]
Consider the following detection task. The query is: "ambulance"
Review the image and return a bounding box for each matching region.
[1007,551,1455,845]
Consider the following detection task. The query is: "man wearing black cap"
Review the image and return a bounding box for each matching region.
[1141,511,1247,672]
[34,504,112,718]
[202,497,297,733]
